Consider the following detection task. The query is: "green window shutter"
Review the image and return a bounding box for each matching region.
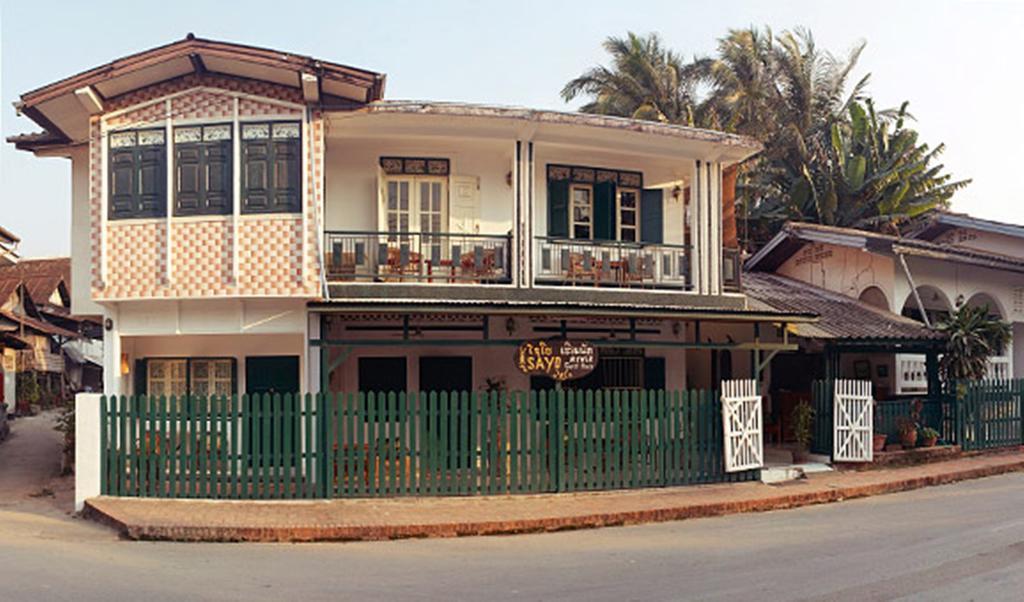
[593,181,616,241]
[134,359,148,396]
[547,179,569,237]
[241,123,302,214]
[641,188,664,244]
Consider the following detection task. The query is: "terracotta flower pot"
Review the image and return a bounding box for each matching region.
[900,429,917,449]
[873,434,887,452]
[921,436,938,448]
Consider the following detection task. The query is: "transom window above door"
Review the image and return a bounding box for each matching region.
[378,157,450,240]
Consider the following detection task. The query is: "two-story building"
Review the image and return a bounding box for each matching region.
[11,35,814,406]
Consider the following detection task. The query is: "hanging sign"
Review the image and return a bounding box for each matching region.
[515,339,597,381]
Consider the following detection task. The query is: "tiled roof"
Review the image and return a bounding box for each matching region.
[743,273,942,342]
[0,309,80,339]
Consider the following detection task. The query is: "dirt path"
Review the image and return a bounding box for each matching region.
[0,412,74,515]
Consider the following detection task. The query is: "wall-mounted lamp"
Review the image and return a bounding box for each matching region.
[506,171,514,187]
[120,353,130,375]
[505,317,517,336]
[671,185,683,203]
[104,318,113,331]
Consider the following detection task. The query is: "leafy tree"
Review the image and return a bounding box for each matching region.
[562,27,970,247]
[936,304,1011,381]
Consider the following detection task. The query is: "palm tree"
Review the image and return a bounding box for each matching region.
[561,32,704,125]
[936,304,1011,381]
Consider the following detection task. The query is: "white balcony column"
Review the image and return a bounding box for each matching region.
[74,393,102,511]
[102,305,122,396]
[689,160,703,294]
[708,161,723,295]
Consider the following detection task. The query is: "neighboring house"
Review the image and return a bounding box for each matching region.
[0,256,101,412]
[746,217,1024,395]
[9,35,811,403]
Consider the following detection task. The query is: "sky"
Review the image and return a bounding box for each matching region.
[1,0,1022,257]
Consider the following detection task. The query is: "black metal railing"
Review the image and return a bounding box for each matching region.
[533,237,691,289]
[324,231,513,284]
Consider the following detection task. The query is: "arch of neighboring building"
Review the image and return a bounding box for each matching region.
[858,286,890,312]
[964,291,1006,320]
[900,285,953,325]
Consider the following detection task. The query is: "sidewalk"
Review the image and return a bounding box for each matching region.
[85,448,1024,543]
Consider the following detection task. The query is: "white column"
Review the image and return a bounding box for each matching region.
[709,162,722,295]
[689,160,702,294]
[74,393,102,511]
[307,311,320,395]
[102,306,121,396]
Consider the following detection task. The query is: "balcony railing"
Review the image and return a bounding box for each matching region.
[534,237,690,289]
[896,354,1014,394]
[324,231,512,284]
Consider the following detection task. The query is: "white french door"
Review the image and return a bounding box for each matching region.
[382,176,447,240]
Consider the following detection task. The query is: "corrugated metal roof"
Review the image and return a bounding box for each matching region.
[0,257,69,305]
[743,273,942,341]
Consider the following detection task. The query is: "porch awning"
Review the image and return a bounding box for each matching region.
[743,273,944,347]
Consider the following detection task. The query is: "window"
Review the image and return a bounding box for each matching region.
[381,174,447,242]
[174,124,232,216]
[147,359,187,397]
[109,129,167,220]
[618,189,639,242]
[570,185,593,239]
[142,358,236,398]
[241,122,301,214]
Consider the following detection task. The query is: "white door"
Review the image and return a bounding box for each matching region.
[721,379,764,472]
[833,379,874,462]
[449,176,481,235]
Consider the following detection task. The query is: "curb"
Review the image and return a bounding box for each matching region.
[84,459,1024,543]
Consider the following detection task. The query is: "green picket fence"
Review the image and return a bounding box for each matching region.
[956,379,1024,451]
[100,388,757,500]
[873,398,955,445]
[100,394,317,500]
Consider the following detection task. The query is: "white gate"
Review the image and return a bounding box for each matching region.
[721,379,763,472]
[833,379,874,462]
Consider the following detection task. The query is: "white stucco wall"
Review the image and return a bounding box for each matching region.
[323,136,515,235]
[776,242,897,311]
[69,146,103,316]
[932,227,1024,258]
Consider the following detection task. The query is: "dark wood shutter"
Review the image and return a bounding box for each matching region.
[242,140,272,212]
[641,188,664,244]
[204,141,233,214]
[108,141,166,220]
[242,124,301,214]
[137,147,166,217]
[109,149,138,219]
[271,139,301,212]
[174,146,203,215]
[593,181,616,241]
[547,179,569,237]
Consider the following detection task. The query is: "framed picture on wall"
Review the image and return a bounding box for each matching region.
[854,360,871,380]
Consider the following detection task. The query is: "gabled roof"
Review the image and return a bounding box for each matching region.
[907,211,1024,242]
[743,273,942,343]
[0,258,70,307]
[0,309,80,339]
[11,34,386,148]
[746,221,1024,275]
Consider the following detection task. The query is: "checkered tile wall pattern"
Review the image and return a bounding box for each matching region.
[91,80,319,300]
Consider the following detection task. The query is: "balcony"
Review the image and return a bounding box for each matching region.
[324,231,513,285]
[533,237,690,289]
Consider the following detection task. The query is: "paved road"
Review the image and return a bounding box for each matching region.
[2,418,1024,601]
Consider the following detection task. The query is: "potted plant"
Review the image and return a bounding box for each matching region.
[873,432,887,453]
[919,427,940,448]
[896,399,923,449]
[791,400,814,463]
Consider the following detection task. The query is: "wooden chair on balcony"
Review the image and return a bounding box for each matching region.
[327,241,361,281]
[377,243,422,282]
[561,250,598,286]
